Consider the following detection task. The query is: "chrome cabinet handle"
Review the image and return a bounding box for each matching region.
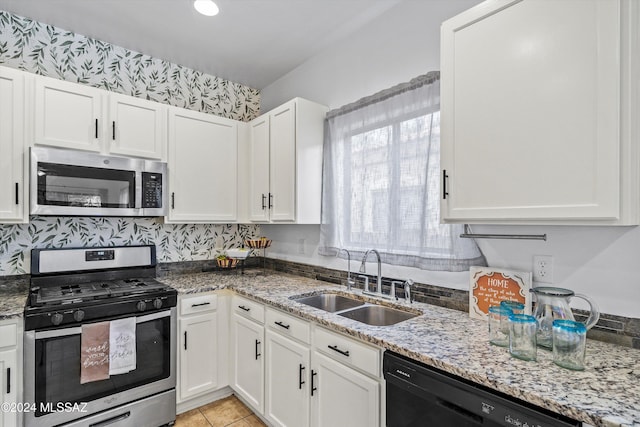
[261,194,266,210]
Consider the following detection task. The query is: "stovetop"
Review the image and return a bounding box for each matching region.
[25,245,178,330]
[30,277,171,307]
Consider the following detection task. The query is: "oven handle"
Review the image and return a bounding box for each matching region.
[34,310,172,339]
[89,411,131,427]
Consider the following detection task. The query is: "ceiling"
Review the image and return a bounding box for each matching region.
[0,0,402,89]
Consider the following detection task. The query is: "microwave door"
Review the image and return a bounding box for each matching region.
[34,162,136,215]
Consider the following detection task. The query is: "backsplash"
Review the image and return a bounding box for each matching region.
[0,217,260,275]
[0,10,260,121]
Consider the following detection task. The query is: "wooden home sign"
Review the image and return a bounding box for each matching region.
[469,267,532,320]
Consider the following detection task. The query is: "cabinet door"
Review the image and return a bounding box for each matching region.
[265,330,310,427]
[310,352,379,427]
[231,314,264,413]
[167,108,238,223]
[179,312,218,401]
[0,67,27,223]
[0,349,18,427]
[269,101,297,222]
[248,115,271,222]
[34,76,103,152]
[440,0,622,224]
[108,93,166,160]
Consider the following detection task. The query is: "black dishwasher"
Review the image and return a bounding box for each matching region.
[384,351,581,427]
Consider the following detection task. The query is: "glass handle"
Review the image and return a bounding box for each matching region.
[574,294,600,330]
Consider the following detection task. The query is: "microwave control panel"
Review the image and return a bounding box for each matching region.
[142,172,163,208]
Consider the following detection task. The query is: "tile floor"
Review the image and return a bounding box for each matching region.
[174,395,266,427]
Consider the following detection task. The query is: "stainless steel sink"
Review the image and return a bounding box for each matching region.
[338,305,418,326]
[294,293,365,312]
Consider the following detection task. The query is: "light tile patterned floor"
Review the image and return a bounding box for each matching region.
[174,395,266,427]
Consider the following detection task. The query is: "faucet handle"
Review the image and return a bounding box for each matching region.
[391,281,404,300]
[357,275,370,292]
[403,279,413,303]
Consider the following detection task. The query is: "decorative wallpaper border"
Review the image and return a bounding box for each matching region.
[0,216,260,275]
[0,10,261,121]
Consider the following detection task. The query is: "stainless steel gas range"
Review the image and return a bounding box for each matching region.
[23,245,177,427]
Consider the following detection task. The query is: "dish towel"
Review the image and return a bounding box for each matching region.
[80,321,110,384]
[109,317,137,375]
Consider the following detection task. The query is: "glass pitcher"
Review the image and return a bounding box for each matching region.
[530,287,599,349]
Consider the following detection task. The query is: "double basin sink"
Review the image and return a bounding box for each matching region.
[292,292,418,326]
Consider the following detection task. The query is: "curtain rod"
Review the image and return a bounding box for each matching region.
[326,71,440,119]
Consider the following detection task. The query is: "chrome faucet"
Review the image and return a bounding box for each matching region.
[338,248,355,291]
[359,249,384,296]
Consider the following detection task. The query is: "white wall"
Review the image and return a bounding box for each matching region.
[260,0,640,319]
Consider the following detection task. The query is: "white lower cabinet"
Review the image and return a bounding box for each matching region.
[230,295,265,413]
[178,292,227,404]
[265,330,310,427]
[223,294,383,427]
[310,351,379,427]
[0,319,21,427]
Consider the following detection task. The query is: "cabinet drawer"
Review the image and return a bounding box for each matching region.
[0,323,17,348]
[265,307,310,345]
[314,327,380,377]
[180,293,218,315]
[232,295,265,324]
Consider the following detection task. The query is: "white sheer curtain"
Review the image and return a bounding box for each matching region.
[319,73,485,271]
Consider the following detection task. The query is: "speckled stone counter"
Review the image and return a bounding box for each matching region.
[0,276,29,320]
[160,270,640,427]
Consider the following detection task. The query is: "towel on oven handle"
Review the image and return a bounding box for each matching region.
[109,317,137,375]
[80,321,110,384]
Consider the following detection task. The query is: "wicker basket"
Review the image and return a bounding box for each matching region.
[216,258,238,269]
[245,239,272,249]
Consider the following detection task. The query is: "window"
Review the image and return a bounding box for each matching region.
[319,73,484,271]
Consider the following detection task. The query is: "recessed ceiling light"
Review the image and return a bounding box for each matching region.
[194,0,219,16]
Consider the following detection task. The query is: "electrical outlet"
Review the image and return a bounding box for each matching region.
[298,238,306,255]
[533,255,553,284]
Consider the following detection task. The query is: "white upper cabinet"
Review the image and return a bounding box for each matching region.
[167,107,238,223]
[34,76,103,152]
[248,115,271,222]
[107,93,166,160]
[247,98,328,224]
[0,67,28,223]
[33,75,166,159]
[440,0,639,225]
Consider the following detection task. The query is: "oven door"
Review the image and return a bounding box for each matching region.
[24,308,176,427]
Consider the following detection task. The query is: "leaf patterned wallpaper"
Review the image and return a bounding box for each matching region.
[0,217,260,275]
[0,11,260,121]
[0,11,264,275]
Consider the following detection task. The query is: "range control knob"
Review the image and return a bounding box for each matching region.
[136,300,147,312]
[153,298,163,309]
[73,310,85,322]
[51,313,64,326]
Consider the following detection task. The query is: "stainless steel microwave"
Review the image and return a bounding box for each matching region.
[30,147,167,217]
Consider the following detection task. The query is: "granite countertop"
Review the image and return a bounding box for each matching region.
[160,270,640,427]
[1,271,636,426]
[0,277,29,320]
